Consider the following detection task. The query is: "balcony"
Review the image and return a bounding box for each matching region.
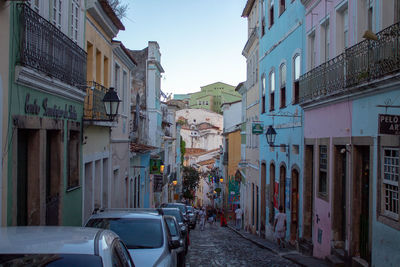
[300,21,400,105]
[18,4,86,88]
[83,81,109,121]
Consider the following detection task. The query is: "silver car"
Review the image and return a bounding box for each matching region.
[0,226,134,267]
[85,209,180,267]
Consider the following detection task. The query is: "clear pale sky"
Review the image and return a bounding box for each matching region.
[116,0,248,95]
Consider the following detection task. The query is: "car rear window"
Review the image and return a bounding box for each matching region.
[86,218,163,249]
[161,204,186,214]
[162,209,183,223]
[0,254,102,266]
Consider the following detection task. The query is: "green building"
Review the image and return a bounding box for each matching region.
[188,82,241,114]
[4,2,86,226]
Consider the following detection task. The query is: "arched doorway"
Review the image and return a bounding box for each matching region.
[279,165,286,210]
[261,163,266,235]
[269,163,275,224]
[291,168,299,242]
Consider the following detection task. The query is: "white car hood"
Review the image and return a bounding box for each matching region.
[128,247,165,267]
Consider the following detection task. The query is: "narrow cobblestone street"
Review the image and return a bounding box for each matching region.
[185,223,298,267]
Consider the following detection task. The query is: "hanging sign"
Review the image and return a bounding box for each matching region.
[379,114,400,135]
[252,121,264,135]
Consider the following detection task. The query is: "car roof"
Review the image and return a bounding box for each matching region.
[0,226,117,255]
[88,209,163,220]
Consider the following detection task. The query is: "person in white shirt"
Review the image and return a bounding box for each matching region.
[234,205,243,230]
[199,207,206,231]
[274,205,287,248]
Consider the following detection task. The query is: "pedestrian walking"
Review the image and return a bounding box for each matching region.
[199,207,206,231]
[220,208,227,227]
[274,205,287,248]
[234,205,243,230]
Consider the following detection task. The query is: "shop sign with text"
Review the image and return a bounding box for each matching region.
[252,121,264,135]
[24,93,78,120]
[379,114,400,135]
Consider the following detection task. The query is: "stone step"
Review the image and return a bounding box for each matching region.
[352,256,369,267]
[332,248,346,260]
[298,238,313,256]
[326,255,345,267]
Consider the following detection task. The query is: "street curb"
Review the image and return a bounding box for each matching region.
[227,225,308,267]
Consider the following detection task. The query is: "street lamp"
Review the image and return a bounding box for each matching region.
[172,180,177,186]
[102,87,121,121]
[220,177,224,183]
[265,125,277,146]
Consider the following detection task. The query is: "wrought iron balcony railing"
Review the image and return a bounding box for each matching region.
[18,4,87,88]
[84,81,108,121]
[299,21,400,105]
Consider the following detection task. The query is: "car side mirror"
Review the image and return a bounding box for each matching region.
[170,239,181,249]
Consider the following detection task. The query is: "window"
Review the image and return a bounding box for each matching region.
[293,54,300,104]
[309,32,316,69]
[53,0,62,29]
[114,64,120,90]
[383,148,399,220]
[269,0,274,27]
[319,145,328,197]
[321,20,330,62]
[261,0,266,36]
[279,0,286,16]
[261,74,266,113]
[269,71,275,111]
[68,131,80,189]
[198,100,201,105]
[343,8,348,48]
[122,71,127,114]
[279,64,286,108]
[71,0,79,42]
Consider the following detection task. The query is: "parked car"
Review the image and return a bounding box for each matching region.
[160,203,188,219]
[164,215,185,267]
[85,209,180,267]
[185,205,197,229]
[161,208,189,254]
[0,226,134,267]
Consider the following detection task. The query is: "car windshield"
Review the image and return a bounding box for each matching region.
[162,209,183,223]
[0,254,102,267]
[161,204,186,214]
[86,218,163,249]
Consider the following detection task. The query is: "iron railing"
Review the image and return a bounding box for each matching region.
[84,81,108,121]
[299,21,400,104]
[18,4,86,88]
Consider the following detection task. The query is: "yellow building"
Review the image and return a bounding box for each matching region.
[224,129,241,221]
[82,0,125,221]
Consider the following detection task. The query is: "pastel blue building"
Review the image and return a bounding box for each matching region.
[258,0,305,244]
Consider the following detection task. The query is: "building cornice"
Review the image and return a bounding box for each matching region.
[112,43,136,70]
[242,28,259,57]
[86,0,121,38]
[15,66,86,103]
[241,0,256,17]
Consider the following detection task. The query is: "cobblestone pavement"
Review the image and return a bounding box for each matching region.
[185,223,299,267]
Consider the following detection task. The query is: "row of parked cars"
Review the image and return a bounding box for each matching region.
[0,203,198,267]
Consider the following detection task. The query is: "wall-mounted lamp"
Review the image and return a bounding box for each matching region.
[102,87,121,121]
[220,177,224,183]
[172,180,177,186]
[266,125,289,148]
[160,164,165,173]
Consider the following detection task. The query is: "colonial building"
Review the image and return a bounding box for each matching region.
[0,1,10,226]
[188,82,241,114]
[259,0,305,245]
[110,41,136,208]
[221,100,242,222]
[300,0,400,265]
[129,42,164,208]
[5,0,86,226]
[241,0,262,235]
[82,0,124,222]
